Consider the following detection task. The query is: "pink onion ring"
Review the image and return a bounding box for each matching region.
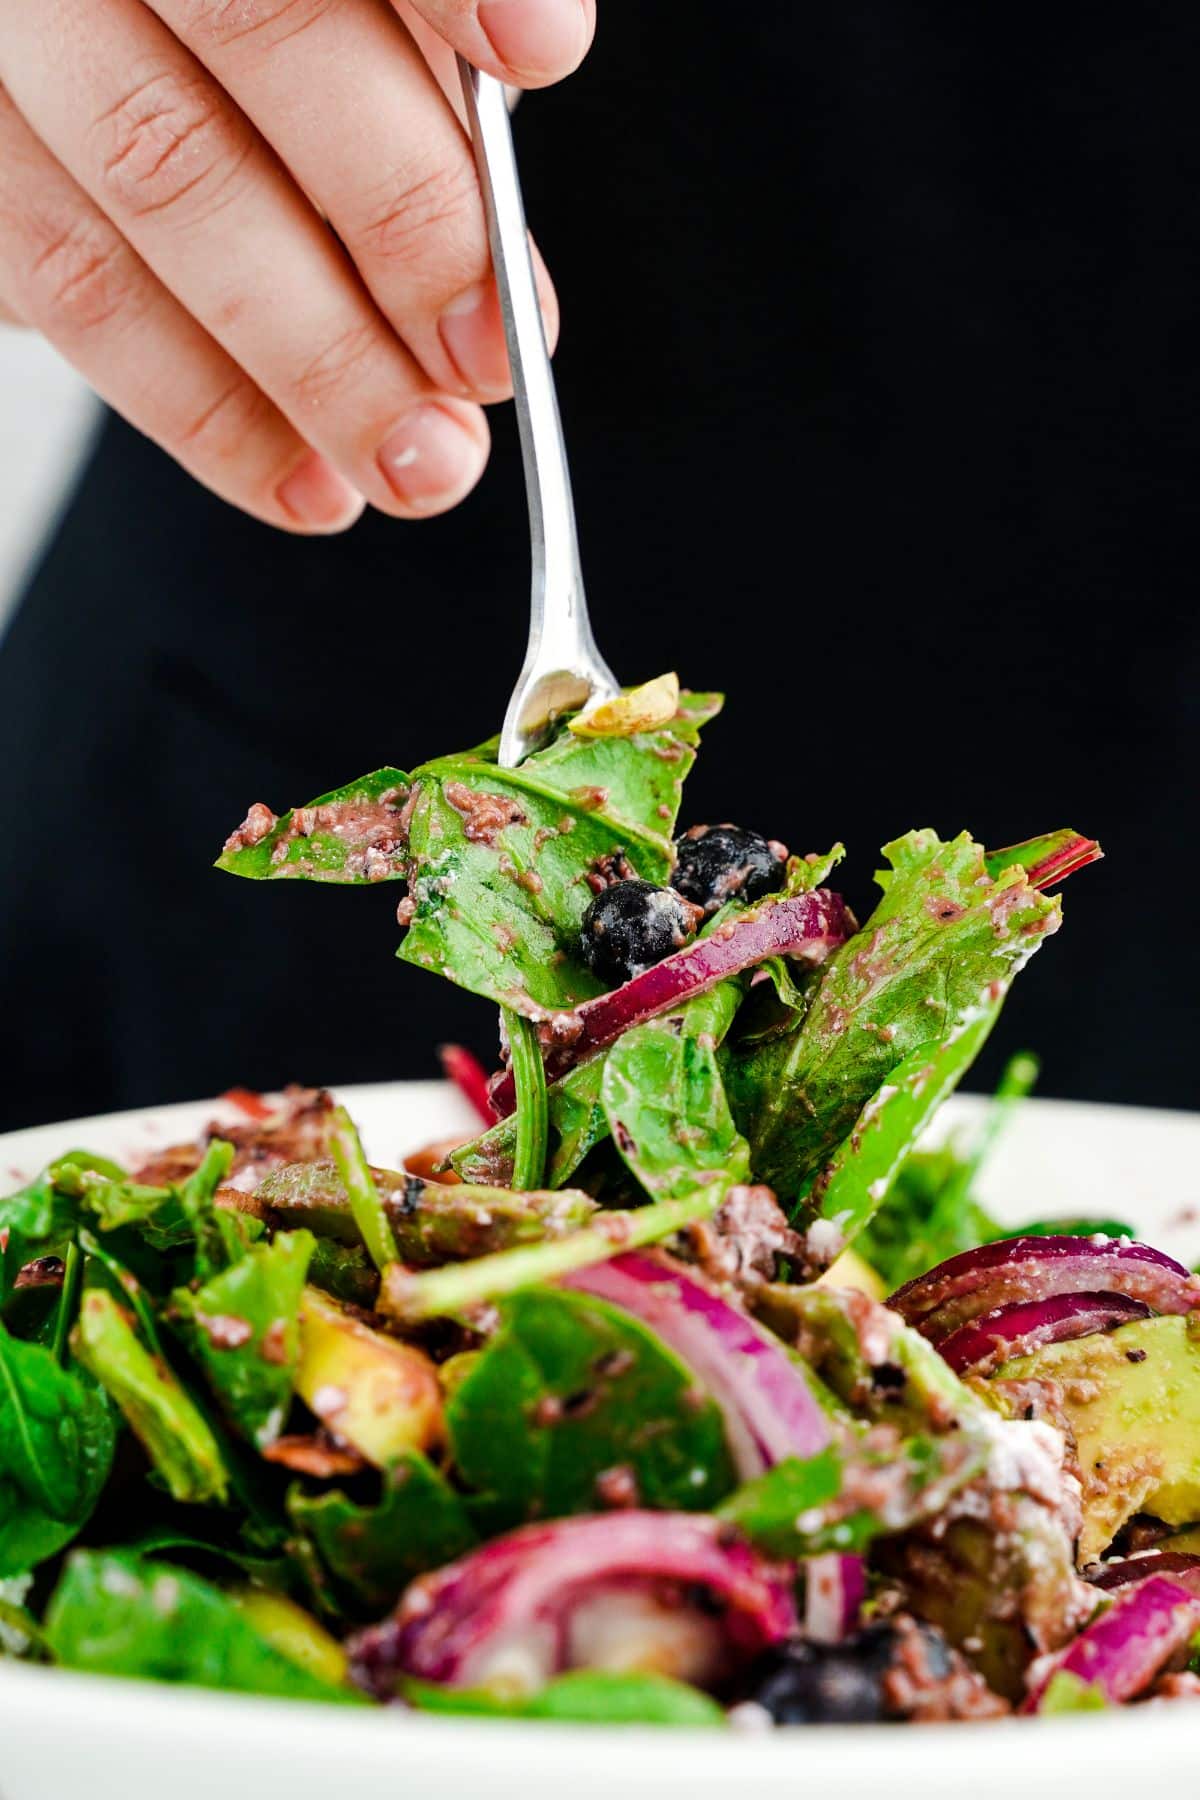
[1087,1553,1200,1596]
[564,1252,833,1478]
[349,1511,797,1695]
[935,1291,1152,1374]
[1023,1575,1200,1712]
[890,1236,1199,1343]
[804,1553,866,1645]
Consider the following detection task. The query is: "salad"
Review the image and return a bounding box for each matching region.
[4,675,1200,1727]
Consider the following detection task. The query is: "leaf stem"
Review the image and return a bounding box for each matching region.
[380,1185,725,1323]
[52,1241,82,1365]
[330,1107,398,1275]
[505,1008,548,1192]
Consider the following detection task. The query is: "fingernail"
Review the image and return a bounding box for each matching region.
[439,279,511,396]
[377,400,488,513]
[477,0,588,80]
[276,452,363,531]
[440,258,557,395]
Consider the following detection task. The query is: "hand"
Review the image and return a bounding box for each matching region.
[0,0,592,531]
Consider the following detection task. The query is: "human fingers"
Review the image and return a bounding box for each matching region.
[0,85,362,532]
[400,0,595,89]
[0,1,490,518]
[144,0,556,402]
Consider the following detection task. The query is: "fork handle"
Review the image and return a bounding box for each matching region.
[458,62,585,639]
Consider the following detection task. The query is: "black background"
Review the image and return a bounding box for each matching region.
[1,3,1196,1129]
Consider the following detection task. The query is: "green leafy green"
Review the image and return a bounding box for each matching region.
[601,980,747,1203]
[216,768,410,883]
[45,1551,360,1701]
[451,1043,614,1190]
[453,973,746,1199]
[381,1184,737,1323]
[73,1287,228,1504]
[404,1669,726,1726]
[170,1232,314,1448]
[446,1286,735,1532]
[507,1008,549,1190]
[398,695,720,1015]
[287,1452,478,1617]
[1039,1670,1109,1714]
[329,1107,396,1274]
[723,829,1062,1225]
[717,1433,984,1558]
[0,1324,115,1576]
[0,1174,77,1306]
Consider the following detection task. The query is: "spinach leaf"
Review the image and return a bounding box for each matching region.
[169,1232,314,1449]
[216,768,411,883]
[450,1054,610,1190]
[722,829,1062,1222]
[73,1287,229,1504]
[446,1286,735,1533]
[287,1452,478,1617]
[45,1551,360,1702]
[399,694,721,1015]
[452,972,746,1197]
[404,1670,726,1726]
[600,979,747,1204]
[0,1174,77,1305]
[214,697,720,1016]
[0,1324,116,1577]
[717,1433,983,1558]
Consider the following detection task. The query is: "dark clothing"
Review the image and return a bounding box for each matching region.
[2,5,1197,1128]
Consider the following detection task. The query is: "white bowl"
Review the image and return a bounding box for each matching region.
[2,1083,1198,1800]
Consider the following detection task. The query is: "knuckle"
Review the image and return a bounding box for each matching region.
[182,0,341,53]
[290,318,381,413]
[176,373,272,462]
[27,213,139,336]
[357,157,481,282]
[94,66,253,224]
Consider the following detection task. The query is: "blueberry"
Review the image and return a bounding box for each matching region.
[672,825,787,916]
[579,879,697,986]
[741,1621,952,1726]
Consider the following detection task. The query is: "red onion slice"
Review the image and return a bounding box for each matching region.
[804,1553,866,1645]
[890,1236,1199,1343]
[1087,1553,1200,1596]
[936,1292,1153,1374]
[348,1511,797,1696]
[490,889,852,1116]
[564,1252,833,1478]
[1023,1575,1200,1712]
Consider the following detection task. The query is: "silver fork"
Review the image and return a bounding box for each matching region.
[458,60,619,769]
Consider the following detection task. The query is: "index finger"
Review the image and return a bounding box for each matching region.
[402,0,595,89]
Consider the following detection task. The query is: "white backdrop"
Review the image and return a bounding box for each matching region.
[0,328,94,635]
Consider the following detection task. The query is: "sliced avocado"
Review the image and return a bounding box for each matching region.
[816,1247,886,1300]
[1159,1524,1200,1554]
[992,1314,1200,1562]
[294,1289,443,1465]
